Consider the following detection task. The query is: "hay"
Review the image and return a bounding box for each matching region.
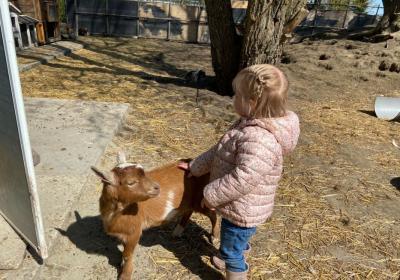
[20,36,400,279]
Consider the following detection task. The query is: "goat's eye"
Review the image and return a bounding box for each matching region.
[127,181,138,187]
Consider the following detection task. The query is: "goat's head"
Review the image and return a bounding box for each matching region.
[91,152,160,203]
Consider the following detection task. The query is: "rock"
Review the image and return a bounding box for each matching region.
[32,149,40,166]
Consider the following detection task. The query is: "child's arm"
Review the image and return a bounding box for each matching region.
[203,135,277,208]
[189,144,218,177]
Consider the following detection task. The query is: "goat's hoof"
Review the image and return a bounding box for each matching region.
[118,270,132,280]
[172,224,185,238]
[118,275,131,280]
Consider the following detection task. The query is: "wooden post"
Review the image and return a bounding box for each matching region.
[105,0,110,35]
[311,0,320,35]
[342,0,351,29]
[195,6,201,43]
[136,0,140,37]
[12,14,23,49]
[373,4,380,25]
[36,23,45,44]
[74,0,79,38]
[167,0,171,40]
[32,25,38,47]
[26,25,33,48]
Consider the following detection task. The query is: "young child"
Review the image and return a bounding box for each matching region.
[179,64,300,279]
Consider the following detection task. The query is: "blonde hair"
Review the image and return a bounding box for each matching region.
[232,64,288,118]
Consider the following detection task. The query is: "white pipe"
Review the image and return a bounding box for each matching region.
[375,96,400,121]
[0,0,48,259]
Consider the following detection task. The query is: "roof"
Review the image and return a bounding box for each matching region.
[18,15,39,24]
[8,2,22,14]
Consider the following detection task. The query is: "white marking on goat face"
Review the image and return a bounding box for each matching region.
[115,162,144,169]
[163,191,177,221]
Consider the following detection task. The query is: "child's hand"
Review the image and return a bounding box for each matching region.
[201,198,215,211]
[177,161,193,177]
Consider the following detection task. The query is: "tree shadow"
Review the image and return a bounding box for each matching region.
[50,43,217,92]
[58,211,222,279]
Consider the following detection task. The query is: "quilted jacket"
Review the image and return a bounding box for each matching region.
[190,111,300,227]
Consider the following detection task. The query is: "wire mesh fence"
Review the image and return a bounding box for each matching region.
[140,0,205,7]
[66,0,248,43]
[298,0,383,33]
[66,0,384,43]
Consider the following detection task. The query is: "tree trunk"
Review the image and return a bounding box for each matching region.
[240,0,307,68]
[204,0,306,95]
[377,0,400,33]
[204,0,242,95]
[348,0,399,40]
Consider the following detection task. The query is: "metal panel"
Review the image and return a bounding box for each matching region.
[0,1,47,258]
[78,0,106,13]
[109,16,138,36]
[108,0,138,16]
[79,15,107,35]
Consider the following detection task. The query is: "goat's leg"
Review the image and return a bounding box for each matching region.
[119,231,141,280]
[205,209,219,245]
[172,211,193,238]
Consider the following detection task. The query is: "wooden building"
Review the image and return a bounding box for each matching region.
[9,0,61,45]
[9,3,39,49]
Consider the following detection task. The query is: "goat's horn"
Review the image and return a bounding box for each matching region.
[117,151,127,164]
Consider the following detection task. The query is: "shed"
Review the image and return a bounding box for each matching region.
[9,2,39,49]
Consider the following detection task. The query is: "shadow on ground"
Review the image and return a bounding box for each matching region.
[57,212,121,269]
[390,177,400,191]
[21,39,218,93]
[58,211,222,279]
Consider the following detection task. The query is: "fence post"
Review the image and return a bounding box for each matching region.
[373,4,380,25]
[342,0,351,29]
[74,0,79,38]
[65,0,69,25]
[167,0,171,40]
[105,0,110,35]
[136,0,140,37]
[196,6,201,43]
[311,0,320,35]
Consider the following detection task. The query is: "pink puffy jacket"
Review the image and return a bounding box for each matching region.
[190,111,300,227]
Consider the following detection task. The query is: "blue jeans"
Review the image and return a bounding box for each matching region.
[219,219,256,272]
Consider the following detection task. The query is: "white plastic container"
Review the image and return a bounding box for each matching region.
[374,96,400,120]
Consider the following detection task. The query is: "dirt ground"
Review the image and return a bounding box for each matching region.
[19,35,400,279]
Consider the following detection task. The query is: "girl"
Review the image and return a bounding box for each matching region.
[179,64,300,279]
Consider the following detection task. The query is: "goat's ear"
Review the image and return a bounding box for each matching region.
[91,166,113,185]
[117,151,127,165]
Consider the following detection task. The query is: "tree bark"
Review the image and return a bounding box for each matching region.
[240,0,307,68]
[349,0,400,40]
[377,0,400,33]
[204,0,242,95]
[204,0,306,95]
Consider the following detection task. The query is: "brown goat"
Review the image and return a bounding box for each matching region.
[91,153,218,280]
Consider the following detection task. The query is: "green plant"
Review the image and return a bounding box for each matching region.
[57,0,67,23]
